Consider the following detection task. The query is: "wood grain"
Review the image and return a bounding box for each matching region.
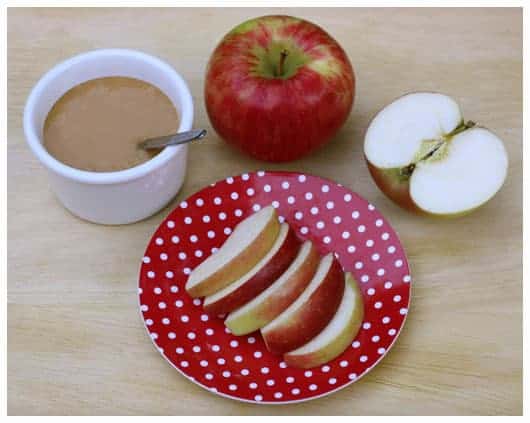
[7,7,522,415]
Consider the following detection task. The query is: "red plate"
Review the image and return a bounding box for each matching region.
[138,171,411,404]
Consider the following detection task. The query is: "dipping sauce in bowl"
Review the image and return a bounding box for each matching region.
[43,76,179,172]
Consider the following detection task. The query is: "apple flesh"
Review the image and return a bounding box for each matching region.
[185,205,280,297]
[204,15,355,162]
[284,272,364,369]
[364,92,509,216]
[203,223,300,315]
[261,253,345,355]
[225,240,320,335]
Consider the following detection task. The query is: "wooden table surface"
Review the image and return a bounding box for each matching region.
[7,7,522,415]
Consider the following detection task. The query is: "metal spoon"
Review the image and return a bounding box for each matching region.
[138,129,207,150]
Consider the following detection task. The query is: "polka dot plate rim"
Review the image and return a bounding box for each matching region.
[138,170,412,404]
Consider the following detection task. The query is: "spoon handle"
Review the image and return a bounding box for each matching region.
[139,129,207,150]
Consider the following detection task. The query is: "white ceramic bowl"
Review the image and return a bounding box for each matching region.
[23,49,193,224]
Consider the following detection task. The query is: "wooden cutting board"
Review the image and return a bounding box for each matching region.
[7,7,522,415]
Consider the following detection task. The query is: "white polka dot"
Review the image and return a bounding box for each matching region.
[211,344,220,352]
[372,253,380,261]
[205,230,215,240]
[241,173,250,180]
[382,232,390,240]
[246,188,255,197]
[309,384,318,391]
[202,215,211,224]
[305,192,313,200]
[230,192,239,200]
[142,256,151,264]
[285,376,295,383]
[230,340,239,348]
[400,308,408,315]
[138,287,143,294]
[388,328,397,336]
[254,395,263,401]
[360,355,368,362]
[195,250,203,258]
[175,300,183,307]
[193,298,202,306]
[272,200,280,208]
[263,184,272,192]
[300,227,309,235]
[375,219,383,227]
[214,197,222,205]
[181,315,189,323]
[183,268,191,275]
[352,340,360,348]
[294,211,303,220]
[267,379,275,386]
[218,212,227,221]
[257,170,265,177]
[140,304,148,311]
[189,235,198,243]
[388,246,396,254]
[252,204,261,212]
[184,217,192,225]
[287,195,295,204]
[241,369,249,375]
[382,316,391,324]
[274,392,282,399]
[167,270,176,279]
[146,319,153,326]
[393,295,402,302]
[279,361,287,368]
[281,181,290,189]
[199,360,208,367]
[159,253,168,263]
[363,322,372,329]
[228,384,237,391]
[355,261,363,269]
[361,274,369,283]
[261,367,269,374]
[316,221,325,229]
[180,201,188,209]
[153,287,162,295]
[222,370,230,377]
[323,236,331,244]
[178,252,186,260]
[368,204,375,210]
[366,239,374,247]
[377,268,385,276]
[347,245,356,253]
[234,355,243,363]
[249,382,258,389]
[292,388,300,395]
[278,215,285,223]
[176,347,184,354]
[374,301,383,309]
[339,360,348,367]
[342,231,350,239]
[326,201,334,210]
[357,225,366,232]
[147,271,155,279]
[298,175,307,182]
[344,193,352,202]
[193,345,201,352]
[378,347,386,354]
[205,373,213,380]
[328,378,337,385]
[310,206,319,215]
[180,361,189,367]
[224,227,232,235]
[304,370,312,377]
[352,211,360,219]
[247,337,256,344]
[384,281,393,289]
[333,216,342,224]
[348,373,357,380]
[187,332,196,340]
[395,259,403,268]
[254,351,262,358]
[198,314,208,322]
[372,335,381,342]
[158,302,166,309]
[226,177,234,184]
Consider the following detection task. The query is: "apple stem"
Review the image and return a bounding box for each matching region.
[450,120,476,137]
[278,49,289,77]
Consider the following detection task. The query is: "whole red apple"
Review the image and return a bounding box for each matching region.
[205,15,355,162]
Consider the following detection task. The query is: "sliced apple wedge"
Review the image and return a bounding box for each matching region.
[203,223,300,315]
[261,253,345,355]
[284,272,364,369]
[364,92,509,216]
[185,205,280,298]
[225,241,320,335]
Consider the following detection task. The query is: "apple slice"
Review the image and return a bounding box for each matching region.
[203,223,300,315]
[225,240,320,335]
[364,92,508,216]
[284,272,364,369]
[261,253,345,355]
[185,205,280,298]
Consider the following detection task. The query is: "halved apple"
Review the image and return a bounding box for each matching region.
[203,223,300,315]
[185,205,280,298]
[225,240,320,335]
[261,253,345,355]
[364,92,509,216]
[284,272,364,369]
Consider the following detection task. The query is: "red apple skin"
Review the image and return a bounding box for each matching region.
[203,226,301,315]
[205,15,355,162]
[262,255,345,355]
